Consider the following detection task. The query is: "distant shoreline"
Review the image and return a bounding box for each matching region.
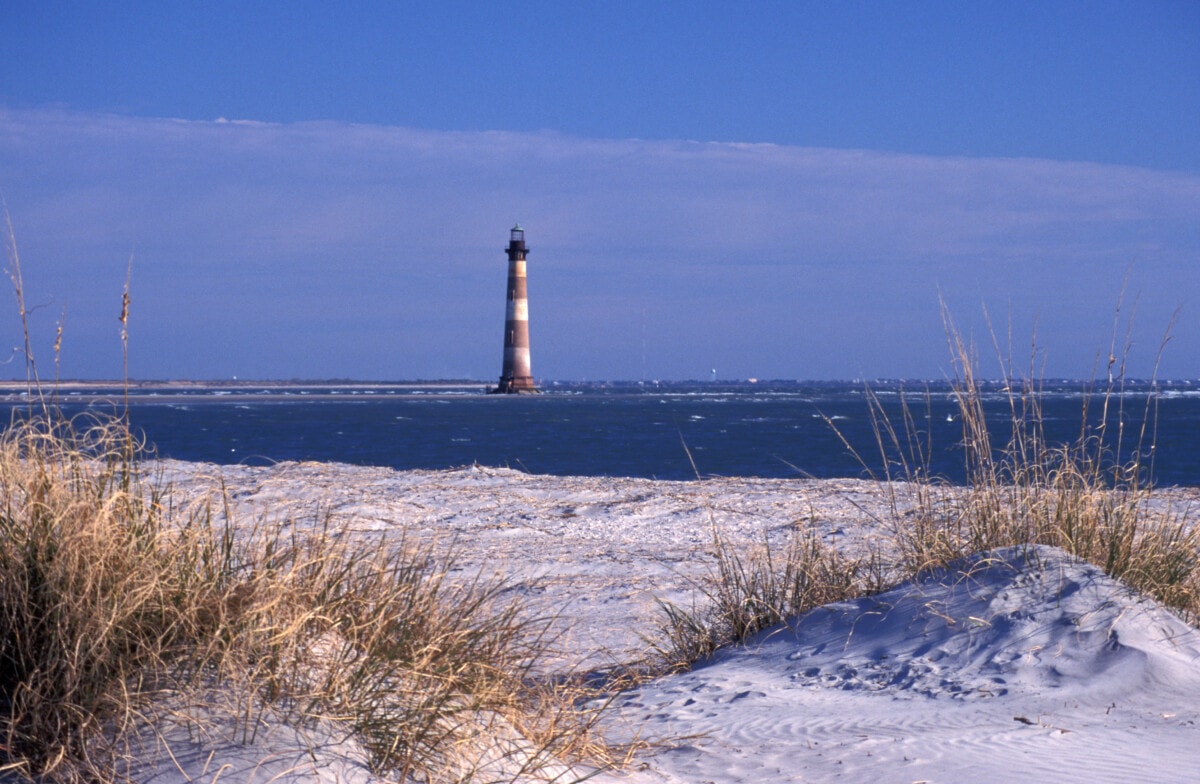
[0,380,495,405]
[0,380,490,390]
[1,376,1194,406]
[1,377,1194,390]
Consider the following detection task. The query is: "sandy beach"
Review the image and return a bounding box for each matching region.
[128,460,1200,783]
[155,460,903,668]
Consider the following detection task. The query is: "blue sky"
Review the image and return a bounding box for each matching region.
[1,2,1198,381]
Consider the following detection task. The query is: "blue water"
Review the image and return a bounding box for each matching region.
[7,381,1200,486]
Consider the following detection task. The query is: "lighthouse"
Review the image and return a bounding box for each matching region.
[493,224,536,393]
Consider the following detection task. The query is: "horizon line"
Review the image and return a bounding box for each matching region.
[2,377,1196,388]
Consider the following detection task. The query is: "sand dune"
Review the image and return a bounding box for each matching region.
[146,462,1200,783]
[599,545,1200,783]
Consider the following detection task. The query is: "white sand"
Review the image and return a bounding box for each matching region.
[599,546,1200,783]
[141,461,1200,783]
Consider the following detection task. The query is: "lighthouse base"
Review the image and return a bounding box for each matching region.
[489,377,538,395]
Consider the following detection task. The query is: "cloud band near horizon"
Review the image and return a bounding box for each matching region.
[1,108,1197,381]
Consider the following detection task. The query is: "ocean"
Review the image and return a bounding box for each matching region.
[6,380,1200,486]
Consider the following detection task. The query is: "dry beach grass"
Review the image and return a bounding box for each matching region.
[652,307,1200,673]
[0,412,640,782]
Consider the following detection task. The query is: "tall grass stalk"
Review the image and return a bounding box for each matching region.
[3,203,43,407]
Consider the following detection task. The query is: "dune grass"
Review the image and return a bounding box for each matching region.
[655,306,1198,671]
[650,527,879,672]
[0,411,620,782]
[889,308,1200,621]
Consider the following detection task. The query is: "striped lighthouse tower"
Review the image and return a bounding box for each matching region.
[494,224,536,393]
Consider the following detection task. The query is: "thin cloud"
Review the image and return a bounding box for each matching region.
[1,108,1196,380]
